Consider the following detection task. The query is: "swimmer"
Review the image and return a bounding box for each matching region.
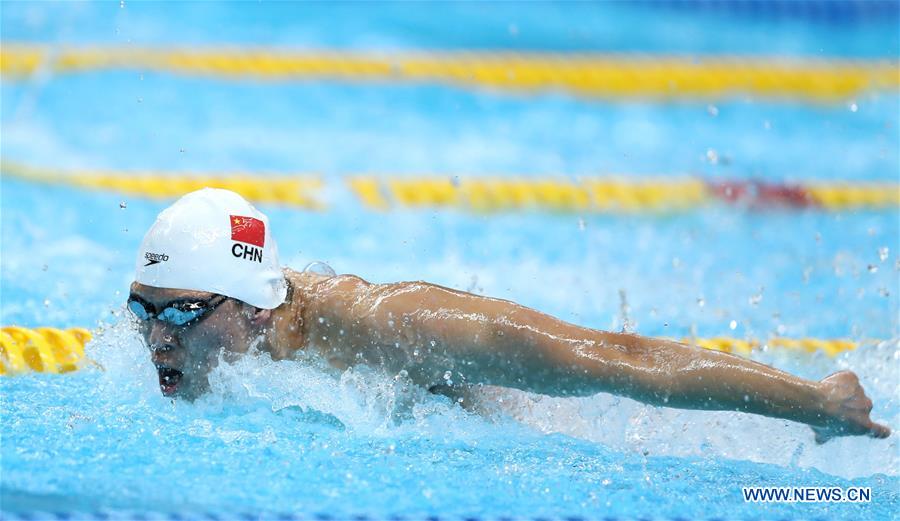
[128,188,890,444]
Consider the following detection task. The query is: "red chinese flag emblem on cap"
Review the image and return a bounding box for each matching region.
[230,215,265,247]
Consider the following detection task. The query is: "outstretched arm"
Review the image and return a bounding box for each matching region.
[307,275,890,442]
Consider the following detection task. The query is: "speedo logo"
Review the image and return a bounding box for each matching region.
[144,252,169,266]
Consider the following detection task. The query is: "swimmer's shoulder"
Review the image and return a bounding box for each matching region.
[271,268,371,358]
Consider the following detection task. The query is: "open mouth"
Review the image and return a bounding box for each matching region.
[156,365,184,396]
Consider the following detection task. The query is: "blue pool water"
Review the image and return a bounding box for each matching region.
[2,2,899,519]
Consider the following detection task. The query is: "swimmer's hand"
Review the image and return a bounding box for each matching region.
[812,370,891,444]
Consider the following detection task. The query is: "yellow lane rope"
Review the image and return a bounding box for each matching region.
[2,45,897,101]
[687,336,859,358]
[805,183,900,210]
[1,161,324,210]
[1,326,92,375]
[350,176,712,212]
[351,176,899,212]
[0,325,866,375]
[4,161,897,212]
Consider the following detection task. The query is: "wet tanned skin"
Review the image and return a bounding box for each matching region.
[131,269,891,443]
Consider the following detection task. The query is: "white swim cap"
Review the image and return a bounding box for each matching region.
[135,188,287,309]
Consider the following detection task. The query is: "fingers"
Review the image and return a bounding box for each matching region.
[868,421,891,439]
[816,370,890,441]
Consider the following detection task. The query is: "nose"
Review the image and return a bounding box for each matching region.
[148,320,180,362]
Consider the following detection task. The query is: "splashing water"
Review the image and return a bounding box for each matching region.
[2,317,898,518]
[81,320,900,471]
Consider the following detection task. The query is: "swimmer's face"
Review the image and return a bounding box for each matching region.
[128,282,271,400]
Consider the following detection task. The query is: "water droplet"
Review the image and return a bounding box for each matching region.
[749,293,762,306]
[705,149,718,164]
[443,370,452,380]
[317,317,325,324]
[303,261,336,277]
[696,297,705,308]
[849,101,858,112]
[776,324,786,335]
[43,299,50,307]
[868,264,878,273]
[878,247,889,262]
[119,0,125,7]
[387,320,395,328]
[119,201,127,209]
[41,264,48,272]
[706,105,719,117]
[743,394,750,402]
[729,320,737,330]
[338,329,345,336]
[137,97,142,103]
[878,287,890,297]
[577,217,586,231]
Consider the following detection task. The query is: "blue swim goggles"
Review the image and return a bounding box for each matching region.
[127,294,229,327]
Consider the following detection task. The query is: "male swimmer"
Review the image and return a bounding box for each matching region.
[128,188,890,444]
